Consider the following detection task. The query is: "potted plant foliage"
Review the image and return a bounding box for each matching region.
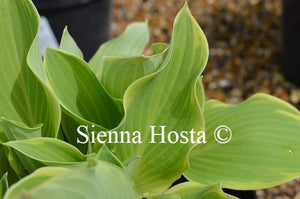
[0,0,299,198]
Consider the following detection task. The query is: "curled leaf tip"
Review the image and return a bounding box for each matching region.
[175,1,193,22]
[184,1,190,9]
[63,26,68,31]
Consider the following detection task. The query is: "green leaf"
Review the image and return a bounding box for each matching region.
[96,145,124,168]
[0,173,8,199]
[44,48,122,131]
[147,183,236,199]
[101,53,164,100]
[89,22,149,77]
[5,160,141,199]
[27,31,45,84]
[107,4,208,194]
[0,0,60,138]
[196,77,205,111]
[7,148,44,180]
[60,112,89,154]
[0,120,44,178]
[185,93,300,190]
[165,183,236,199]
[0,130,8,144]
[0,148,9,178]
[6,150,25,178]
[0,118,42,141]
[4,138,86,165]
[0,120,44,179]
[151,42,169,55]
[4,167,68,199]
[56,126,65,141]
[124,156,140,176]
[147,194,179,199]
[0,147,19,186]
[59,27,84,59]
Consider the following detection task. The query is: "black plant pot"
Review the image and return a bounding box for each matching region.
[33,0,111,60]
[223,188,257,199]
[172,176,257,199]
[282,0,300,85]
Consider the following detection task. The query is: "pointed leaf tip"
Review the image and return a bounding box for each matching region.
[183,1,191,13]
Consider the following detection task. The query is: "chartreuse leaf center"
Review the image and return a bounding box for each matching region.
[102,3,208,195]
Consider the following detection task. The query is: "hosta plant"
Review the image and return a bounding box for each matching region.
[0,0,299,198]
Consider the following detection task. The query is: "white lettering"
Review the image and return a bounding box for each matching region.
[96,131,107,144]
[132,131,142,144]
[197,131,206,144]
[77,125,89,144]
[168,131,179,144]
[108,131,118,143]
[150,126,166,143]
[180,131,188,144]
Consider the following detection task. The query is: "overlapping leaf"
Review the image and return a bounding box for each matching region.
[0,0,60,138]
[148,195,179,199]
[0,118,42,141]
[4,167,69,199]
[96,145,124,168]
[59,27,84,59]
[89,22,149,77]
[0,120,44,181]
[6,147,44,179]
[60,112,89,154]
[107,4,208,195]
[44,48,123,133]
[185,93,300,190]
[165,183,236,199]
[4,138,87,166]
[0,173,8,199]
[151,43,169,55]
[101,53,165,100]
[196,77,205,111]
[149,183,236,199]
[4,161,141,199]
[0,147,19,186]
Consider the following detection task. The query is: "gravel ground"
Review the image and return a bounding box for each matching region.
[112,0,300,198]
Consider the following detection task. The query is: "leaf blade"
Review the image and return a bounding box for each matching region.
[108,4,208,194]
[185,93,300,190]
[89,22,150,77]
[4,138,86,164]
[101,53,164,100]
[0,0,60,138]
[44,48,122,131]
[0,173,8,199]
[165,183,237,199]
[59,27,84,59]
[4,167,68,199]
[4,161,141,199]
[0,118,42,141]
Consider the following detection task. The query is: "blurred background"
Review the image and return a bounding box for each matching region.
[34,0,300,198]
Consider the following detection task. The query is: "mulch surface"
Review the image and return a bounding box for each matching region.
[112,0,300,198]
